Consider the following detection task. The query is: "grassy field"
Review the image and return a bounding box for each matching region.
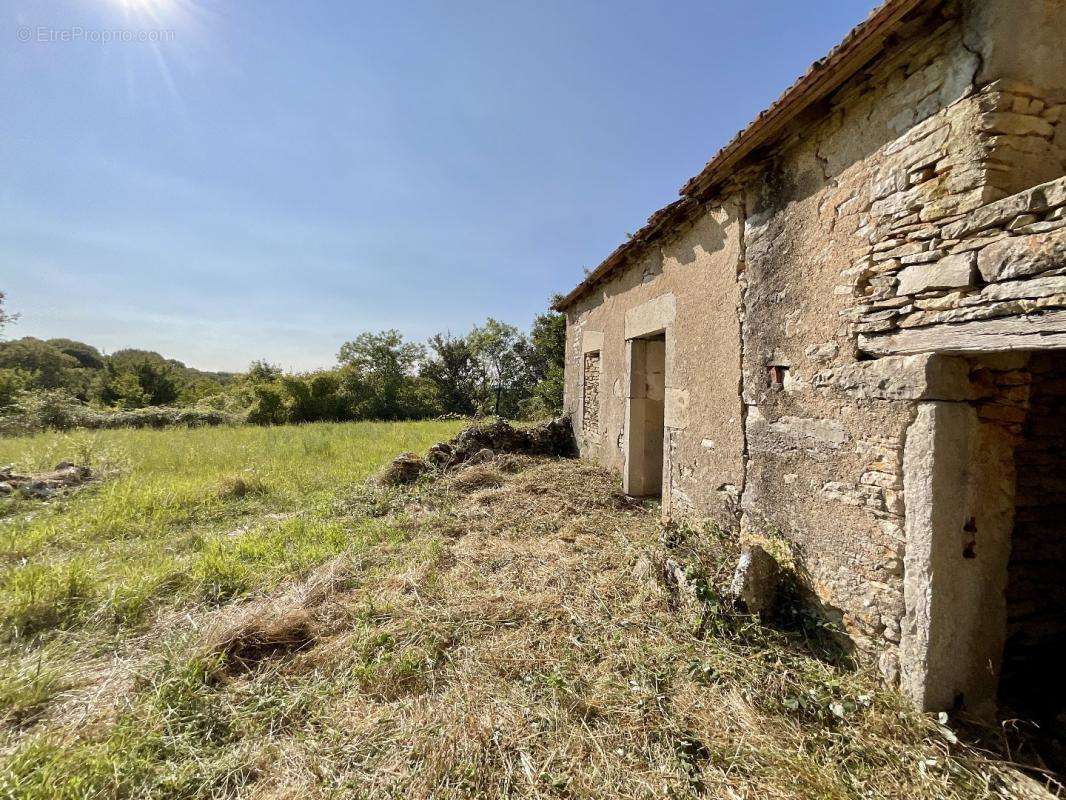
[0,422,461,744]
[0,422,1053,798]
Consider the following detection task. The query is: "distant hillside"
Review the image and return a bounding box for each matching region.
[0,336,235,406]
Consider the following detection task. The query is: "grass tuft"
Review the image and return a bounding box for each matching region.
[214,471,269,501]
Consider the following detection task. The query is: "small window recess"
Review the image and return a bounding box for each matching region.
[767,364,789,389]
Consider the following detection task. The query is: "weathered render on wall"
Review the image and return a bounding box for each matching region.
[563,202,746,528]
[557,0,1066,713]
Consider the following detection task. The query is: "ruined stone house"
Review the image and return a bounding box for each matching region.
[554,0,1066,717]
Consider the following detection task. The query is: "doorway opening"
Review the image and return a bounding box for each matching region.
[623,333,665,498]
[903,351,1066,769]
[997,352,1066,765]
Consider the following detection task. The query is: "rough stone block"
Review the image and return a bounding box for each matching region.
[815,353,973,401]
[980,275,1066,302]
[979,112,1055,138]
[728,544,780,617]
[768,416,847,448]
[940,178,1065,239]
[977,229,1066,282]
[896,253,976,295]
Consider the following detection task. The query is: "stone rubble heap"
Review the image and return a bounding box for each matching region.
[379,417,576,486]
[0,462,94,500]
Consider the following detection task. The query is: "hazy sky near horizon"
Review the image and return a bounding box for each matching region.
[2,0,879,372]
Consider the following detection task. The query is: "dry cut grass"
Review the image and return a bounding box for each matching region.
[2,453,1056,799]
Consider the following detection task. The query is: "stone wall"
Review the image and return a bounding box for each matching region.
[560,0,1066,702]
[737,0,989,654]
[851,175,1066,356]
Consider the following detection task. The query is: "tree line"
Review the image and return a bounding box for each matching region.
[0,292,566,425]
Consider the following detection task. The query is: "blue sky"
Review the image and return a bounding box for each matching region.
[2,0,878,372]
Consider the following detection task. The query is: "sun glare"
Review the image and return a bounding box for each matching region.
[113,0,168,8]
[109,0,181,23]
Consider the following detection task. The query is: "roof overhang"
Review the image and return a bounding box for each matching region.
[554,0,928,312]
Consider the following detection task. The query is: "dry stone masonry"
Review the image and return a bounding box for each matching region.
[555,0,1066,716]
[582,351,601,436]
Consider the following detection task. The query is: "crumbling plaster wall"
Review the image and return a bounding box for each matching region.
[563,201,745,527]
[738,0,992,657]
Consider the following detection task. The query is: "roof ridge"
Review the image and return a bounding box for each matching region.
[554,0,928,311]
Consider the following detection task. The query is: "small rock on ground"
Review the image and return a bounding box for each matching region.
[728,544,780,617]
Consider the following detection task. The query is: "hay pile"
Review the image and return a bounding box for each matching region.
[195,454,1041,799]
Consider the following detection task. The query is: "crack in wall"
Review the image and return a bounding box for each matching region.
[959,8,986,97]
[735,197,751,531]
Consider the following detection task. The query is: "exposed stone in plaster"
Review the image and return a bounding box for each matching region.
[582,351,601,437]
[663,387,689,429]
[768,416,848,448]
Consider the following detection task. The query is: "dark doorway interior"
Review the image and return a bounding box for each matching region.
[999,352,1066,769]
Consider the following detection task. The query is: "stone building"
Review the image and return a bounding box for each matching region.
[554,0,1066,717]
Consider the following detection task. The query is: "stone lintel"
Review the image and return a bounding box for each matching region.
[582,330,604,354]
[624,293,676,340]
[816,353,974,401]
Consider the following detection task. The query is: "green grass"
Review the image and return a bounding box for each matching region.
[0,425,1048,798]
[0,421,460,640]
[0,420,460,739]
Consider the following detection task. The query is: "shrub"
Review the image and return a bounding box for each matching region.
[0,390,242,435]
[0,368,32,408]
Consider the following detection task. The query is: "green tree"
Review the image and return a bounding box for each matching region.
[93,357,179,408]
[46,338,105,370]
[98,368,151,409]
[337,330,425,419]
[522,311,566,417]
[247,383,287,425]
[0,291,17,336]
[0,338,82,391]
[420,333,481,416]
[0,368,30,408]
[281,372,349,423]
[246,359,284,383]
[133,359,179,405]
[467,318,527,417]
